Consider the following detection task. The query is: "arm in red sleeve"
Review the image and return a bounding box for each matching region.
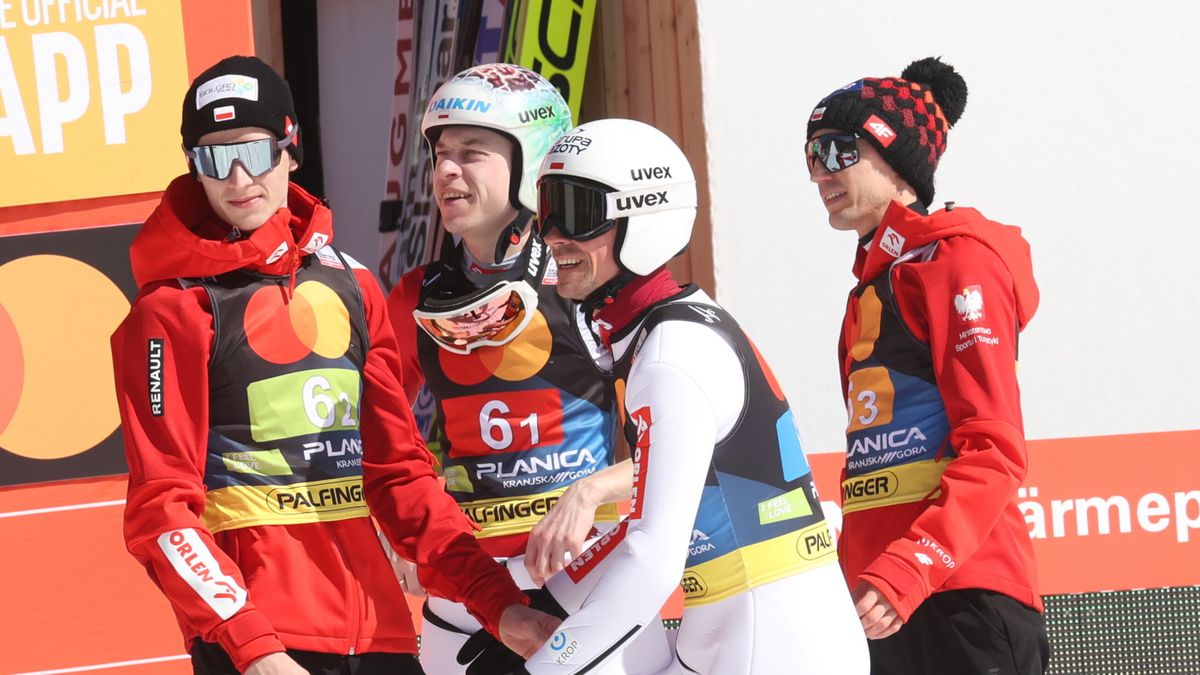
[859,236,1030,620]
[386,267,427,402]
[113,282,285,670]
[354,267,528,636]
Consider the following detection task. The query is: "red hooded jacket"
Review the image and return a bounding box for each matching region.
[112,176,527,670]
[839,201,1043,621]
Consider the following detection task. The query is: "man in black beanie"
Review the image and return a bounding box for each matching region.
[112,55,557,675]
[806,57,1051,674]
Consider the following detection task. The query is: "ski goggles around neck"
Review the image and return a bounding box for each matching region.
[414,278,540,355]
[186,129,296,180]
[806,132,862,174]
[536,175,695,241]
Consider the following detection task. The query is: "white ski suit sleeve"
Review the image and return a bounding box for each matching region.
[528,320,744,673]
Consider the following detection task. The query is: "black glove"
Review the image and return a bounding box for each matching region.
[525,587,568,619]
[454,588,569,675]
[456,626,528,675]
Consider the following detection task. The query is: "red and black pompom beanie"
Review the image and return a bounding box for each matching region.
[807,57,967,206]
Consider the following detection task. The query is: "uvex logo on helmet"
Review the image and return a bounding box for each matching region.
[518,106,557,123]
[630,166,672,181]
[615,191,669,212]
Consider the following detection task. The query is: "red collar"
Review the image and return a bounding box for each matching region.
[593,267,682,347]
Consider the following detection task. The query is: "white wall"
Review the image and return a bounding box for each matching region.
[316,0,397,273]
[696,0,1200,455]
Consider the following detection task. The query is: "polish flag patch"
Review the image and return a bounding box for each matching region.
[213,105,236,122]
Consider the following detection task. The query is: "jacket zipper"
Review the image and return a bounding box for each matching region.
[329,521,363,656]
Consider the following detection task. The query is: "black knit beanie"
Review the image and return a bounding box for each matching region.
[181,55,302,166]
[806,57,967,206]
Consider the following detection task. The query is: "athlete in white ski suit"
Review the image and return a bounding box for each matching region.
[525,119,871,674]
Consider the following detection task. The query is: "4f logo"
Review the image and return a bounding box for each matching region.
[688,306,719,324]
[863,115,897,148]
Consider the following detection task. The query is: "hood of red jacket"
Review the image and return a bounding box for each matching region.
[855,201,1039,329]
[130,174,333,288]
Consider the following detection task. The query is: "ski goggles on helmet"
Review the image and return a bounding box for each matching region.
[414,278,540,355]
[186,128,296,180]
[536,176,617,241]
[536,175,696,241]
[806,132,861,174]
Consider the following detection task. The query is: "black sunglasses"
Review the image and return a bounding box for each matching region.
[806,132,862,174]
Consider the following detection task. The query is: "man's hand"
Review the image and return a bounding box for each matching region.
[525,482,598,586]
[244,652,309,674]
[377,530,425,597]
[525,460,633,586]
[499,602,563,658]
[852,581,903,640]
[392,556,425,597]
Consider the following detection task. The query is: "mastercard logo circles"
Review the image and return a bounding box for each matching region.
[245,280,351,365]
[0,255,130,460]
[440,310,553,386]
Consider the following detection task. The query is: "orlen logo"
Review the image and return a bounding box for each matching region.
[863,114,897,147]
[878,226,905,257]
[301,232,330,254]
[680,571,708,598]
[566,520,628,582]
[157,529,247,620]
[629,407,652,519]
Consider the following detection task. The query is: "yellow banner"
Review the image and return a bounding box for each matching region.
[682,520,839,607]
[841,458,950,515]
[0,0,188,207]
[202,476,369,533]
[460,488,620,539]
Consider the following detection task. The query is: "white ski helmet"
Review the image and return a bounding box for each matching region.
[422,64,573,213]
[537,118,697,275]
